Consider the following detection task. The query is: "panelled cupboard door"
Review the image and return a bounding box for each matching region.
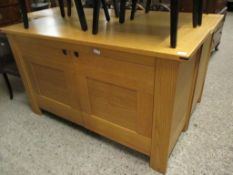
[17,37,84,125]
[75,50,155,155]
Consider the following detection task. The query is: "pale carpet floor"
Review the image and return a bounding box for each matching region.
[0,13,233,175]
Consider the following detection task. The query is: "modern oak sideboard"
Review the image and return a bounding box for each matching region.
[1,8,223,174]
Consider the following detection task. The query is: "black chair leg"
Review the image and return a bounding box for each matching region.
[130,0,137,20]
[74,0,88,31]
[18,0,29,29]
[198,0,203,26]
[193,0,199,28]
[58,0,65,17]
[93,0,101,34]
[145,0,151,13]
[170,0,179,48]
[101,0,110,21]
[112,0,119,17]
[67,0,72,17]
[3,73,13,100]
[119,0,126,23]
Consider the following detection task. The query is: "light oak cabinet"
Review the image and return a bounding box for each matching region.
[3,8,223,174]
[15,36,154,155]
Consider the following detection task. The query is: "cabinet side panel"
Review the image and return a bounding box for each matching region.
[7,34,42,114]
[150,59,180,174]
[169,49,201,153]
[192,35,213,111]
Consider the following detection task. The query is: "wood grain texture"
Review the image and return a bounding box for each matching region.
[150,59,180,174]
[183,34,213,131]
[150,51,203,173]
[7,35,42,115]
[3,9,223,173]
[75,48,155,154]
[170,49,201,149]
[1,8,223,60]
[12,35,84,125]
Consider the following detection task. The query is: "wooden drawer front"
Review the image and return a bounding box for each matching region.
[0,6,20,25]
[76,50,154,154]
[15,37,76,65]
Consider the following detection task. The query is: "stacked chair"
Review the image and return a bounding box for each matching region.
[17,0,204,48]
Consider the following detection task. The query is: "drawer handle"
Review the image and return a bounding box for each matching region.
[74,51,79,58]
[62,49,67,55]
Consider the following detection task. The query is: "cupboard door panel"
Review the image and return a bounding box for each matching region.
[87,78,138,131]
[24,56,83,125]
[29,63,71,105]
[76,51,155,154]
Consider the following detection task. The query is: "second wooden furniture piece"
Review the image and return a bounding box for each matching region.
[2,8,223,174]
[0,0,21,27]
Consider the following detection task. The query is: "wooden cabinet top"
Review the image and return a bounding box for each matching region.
[1,8,223,61]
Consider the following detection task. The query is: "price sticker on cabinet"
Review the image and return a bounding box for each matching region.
[93,48,101,55]
[177,51,188,56]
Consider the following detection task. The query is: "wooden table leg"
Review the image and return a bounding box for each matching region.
[130,0,137,20]
[193,0,199,27]
[67,0,72,17]
[74,0,88,31]
[145,0,151,13]
[112,0,119,17]
[93,0,101,34]
[18,0,29,29]
[170,0,179,48]
[58,0,65,17]
[119,0,126,24]
[101,0,110,21]
[198,0,203,26]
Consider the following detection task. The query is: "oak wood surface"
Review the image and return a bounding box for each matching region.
[1,8,223,60]
[3,8,223,174]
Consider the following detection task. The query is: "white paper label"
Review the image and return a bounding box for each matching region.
[93,48,101,55]
[177,51,188,56]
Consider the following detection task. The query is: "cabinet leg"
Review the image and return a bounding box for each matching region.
[170,0,179,48]
[58,0,65,17]
[67,0,72,17]
[93,0,101,34]
[101,0,110,21]
[150,155,168,174]
[119,0,126,24]
[198,0,203,26]
[130,0,137,20]
[74,0,88,31]
[150,60,180,174]
[145,0,151,13]
[18,0,29,29]
[112,0,119,17]
[193,0,198,27]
